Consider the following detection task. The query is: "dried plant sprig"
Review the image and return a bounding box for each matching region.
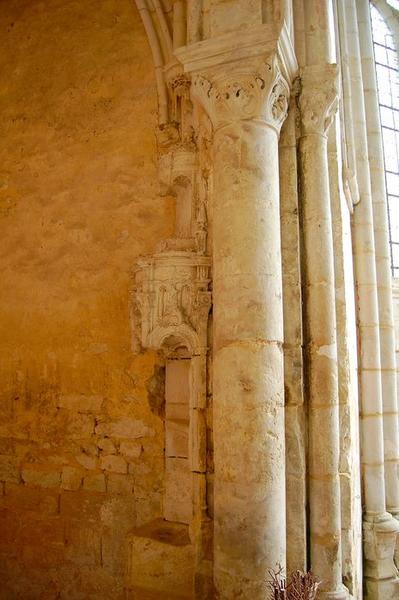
[267,567,287,599]
[288,570,321,600]
[267,568,321,600]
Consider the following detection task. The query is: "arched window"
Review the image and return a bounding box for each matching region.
[371,4,399,275]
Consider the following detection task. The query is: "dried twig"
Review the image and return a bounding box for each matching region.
[267,567,287,599]
[267,569,321,600]
[288,570,320,600]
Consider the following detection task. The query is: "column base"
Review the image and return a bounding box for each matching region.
[364,577,399,600]
[363,514,399,599]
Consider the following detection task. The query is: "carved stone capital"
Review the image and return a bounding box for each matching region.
[192,55,290,133]
[299,64,339,137]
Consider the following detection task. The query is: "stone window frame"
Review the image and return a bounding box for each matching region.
[371,0,399,276]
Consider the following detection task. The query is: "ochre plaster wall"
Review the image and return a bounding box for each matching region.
[0,1,173,597]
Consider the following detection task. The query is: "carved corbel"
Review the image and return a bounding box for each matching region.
[134,253,211,356]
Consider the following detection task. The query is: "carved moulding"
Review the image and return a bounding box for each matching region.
[134,251,211,356]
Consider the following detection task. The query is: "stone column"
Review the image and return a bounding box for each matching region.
[357,0,399,523]
[343,1,399,596]
[299,64,347,600]
[191,56,290,599]
[280,91,307,574]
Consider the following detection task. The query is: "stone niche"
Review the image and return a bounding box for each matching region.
[126,248,211,599]
[165,359,192,524]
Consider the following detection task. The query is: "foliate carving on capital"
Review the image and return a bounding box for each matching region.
[299,64,339,136]
[192,56,290,132]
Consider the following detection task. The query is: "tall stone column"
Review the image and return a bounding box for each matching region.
[299,64,347,600]
[357,0,399,523]
[176,43,291,596]
[343,1,399,596]
[193,57,289,599]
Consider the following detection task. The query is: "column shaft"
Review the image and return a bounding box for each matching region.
[299,65,347,600]
[357,0,399,518]
[345,1,399,595]
[280,98,307,574]
[346,0,387,518]
[212,118,285,598]
[190,57,291,599]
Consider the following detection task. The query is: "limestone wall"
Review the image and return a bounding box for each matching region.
[0,1,173,597]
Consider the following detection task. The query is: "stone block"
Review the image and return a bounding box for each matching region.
[57,394,104,413]
[60,490,107,521]
[119,441,142,458]
[135,494,162,527]
[189,409,206,472]
[75,453,97,470]
[21,467,61,488]
[18,515,65,546]
[127,519,195,598]
[2,482,59,515]
[64,520,102,567]
[95,418,154,439]
[0,508,19,544]
[165,419,189,459]
[107,473,133,495]
[130,457,164,498]
[83,473,106,493]
[100,454,127,474]
[22,542,66,568]
[66,412,95,438]
[165,360,190,424]
[164,457,192,524]
[0,438,14,454]
[0,455,20,483]
[141,438,164,457]
[61,466,83,491]
[165,360,190,405]
[165,404,190,421]
[97,437,116,454]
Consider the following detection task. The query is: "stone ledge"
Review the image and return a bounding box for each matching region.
[128,518,191,547]
[126,519,195,599]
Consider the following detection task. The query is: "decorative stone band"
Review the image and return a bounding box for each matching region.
[191,55,290,133]
[299,64,340,137]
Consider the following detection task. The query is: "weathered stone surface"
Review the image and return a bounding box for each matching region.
[0,456,20,483]
[119,441,142,459]
[21,468,61,489]
[61,466,83,491]
[95,419,154,440]
[164,457,192,524]
[0,0,168,597]
[107,473,134,495]
[127,519,195,598]
[100,455,127,474]
[75,453,97,471]
[97,437,117,455]
[165,419,189,459]
[83,473,107,494]
[57,394,104,413]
